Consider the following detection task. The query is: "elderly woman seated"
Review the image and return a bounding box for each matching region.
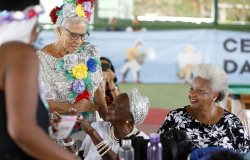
[63,88,149,159]
[158,63,250,153]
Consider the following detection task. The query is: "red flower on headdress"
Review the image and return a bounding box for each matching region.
[49,6,61,24]
[28,10,36,18]
[75,90,90,103]
[77,0,94,5]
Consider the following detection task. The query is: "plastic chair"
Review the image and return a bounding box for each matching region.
[237,109,250,136]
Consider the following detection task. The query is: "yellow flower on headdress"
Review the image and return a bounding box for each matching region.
[72,63,88,79]
[76,4,86,17]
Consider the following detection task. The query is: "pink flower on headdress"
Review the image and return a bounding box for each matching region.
[85,11,92,22]
[83,1,91,12]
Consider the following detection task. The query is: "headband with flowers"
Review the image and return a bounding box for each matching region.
[49,0,97,25]
[0,5,44,26]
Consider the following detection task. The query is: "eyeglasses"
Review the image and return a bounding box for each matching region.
[189,87,209,95]
[62,28,90,41]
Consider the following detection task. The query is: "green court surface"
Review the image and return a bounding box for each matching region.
[228,84,250,95]
[117,83,190,110]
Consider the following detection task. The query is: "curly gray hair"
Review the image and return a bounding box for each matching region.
[192,63,228,102]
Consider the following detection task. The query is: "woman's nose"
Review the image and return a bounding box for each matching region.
[75,37,83,44]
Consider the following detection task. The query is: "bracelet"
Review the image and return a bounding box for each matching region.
[110,86,118,91]
[63,140,74,147]
[95,140,106,150]
[98,143,108,153]
[100,146,111,157]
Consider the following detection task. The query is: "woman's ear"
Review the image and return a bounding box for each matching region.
[127,113,134,122]
[57,26,61,36]
[213,92,220,101]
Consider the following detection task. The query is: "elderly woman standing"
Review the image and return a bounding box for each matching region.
[37,1,107,139]
[158,64,250,153]
[63,88,149,159]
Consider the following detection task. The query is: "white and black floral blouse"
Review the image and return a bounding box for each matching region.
[158,106,250,153]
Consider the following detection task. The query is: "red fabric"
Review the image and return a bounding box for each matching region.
[28,10,36,18]
[77,0,94,5]
[49,6,61,24]
[75,90,90,103]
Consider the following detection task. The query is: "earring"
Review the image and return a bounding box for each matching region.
[126,121,129,123]
[213,99,216,101]
[59,33,61,36]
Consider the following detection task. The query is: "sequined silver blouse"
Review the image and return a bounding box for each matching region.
[37,44,105,123]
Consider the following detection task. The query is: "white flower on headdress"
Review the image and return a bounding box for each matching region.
[84,44,100,57]
[63,54,79,72]
[34,5,44,13]
[63,3,77,17]
[12,11,25,20]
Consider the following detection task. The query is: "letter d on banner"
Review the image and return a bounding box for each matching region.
[224,60,237,73]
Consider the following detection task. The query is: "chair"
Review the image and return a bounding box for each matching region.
[237,109,250,136]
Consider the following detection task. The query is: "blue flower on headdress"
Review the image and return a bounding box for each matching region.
[0,10,9,18]
[60,4,64,9]
[87,58,97,72]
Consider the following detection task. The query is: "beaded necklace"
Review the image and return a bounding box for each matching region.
[108,126,138,144]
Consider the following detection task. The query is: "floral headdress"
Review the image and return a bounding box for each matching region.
[49,0,98,24]
[0,5,44,26]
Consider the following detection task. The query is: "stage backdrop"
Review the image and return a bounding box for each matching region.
[35,29,250,84]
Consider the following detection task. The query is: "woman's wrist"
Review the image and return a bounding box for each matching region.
[87,127,96,136]
[64,135,73,143]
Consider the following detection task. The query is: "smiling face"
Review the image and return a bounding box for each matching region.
[57,20,87,53]
[188,76,218,110]
[105,93,134,124]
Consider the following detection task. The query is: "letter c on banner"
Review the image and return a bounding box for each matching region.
[224,39,237,52]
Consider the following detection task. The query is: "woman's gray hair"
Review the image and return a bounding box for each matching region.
[192,63,228,102]
[54,15,89,38]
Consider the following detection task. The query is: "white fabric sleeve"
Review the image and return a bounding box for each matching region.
[79,122,100,151]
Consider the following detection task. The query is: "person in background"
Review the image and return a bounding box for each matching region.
[158,63,250,153]
[105,17,123,31]
[100,57,120,106]
[125,16,147,32]
[0,0,76,159]
[120,39,144,83]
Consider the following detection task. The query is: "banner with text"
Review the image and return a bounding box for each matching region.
[36,29,250,84]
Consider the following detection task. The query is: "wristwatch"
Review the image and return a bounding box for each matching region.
[63,140,74,147]
[111,86,118,91]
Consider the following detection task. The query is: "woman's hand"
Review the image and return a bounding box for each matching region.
[73,99,99,113]
[49,111,62,132]
[70,109,94,134]
[104,69,115,83]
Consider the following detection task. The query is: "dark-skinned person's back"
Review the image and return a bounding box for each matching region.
[0,0,77,159]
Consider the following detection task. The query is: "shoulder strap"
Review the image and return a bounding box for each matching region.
[163,131,177,160]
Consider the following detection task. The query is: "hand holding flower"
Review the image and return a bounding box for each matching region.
[70,108,94,134]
